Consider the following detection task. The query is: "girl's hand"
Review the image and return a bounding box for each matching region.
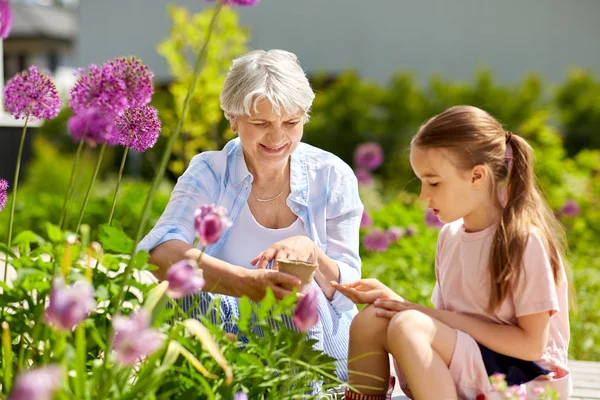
[331,279,402,304]
[251,236,317,269]
[373,298,435,319]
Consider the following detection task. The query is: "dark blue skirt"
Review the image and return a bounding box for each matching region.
[478,343,551,386]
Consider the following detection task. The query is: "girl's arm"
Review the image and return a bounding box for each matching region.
[374,299,550,361]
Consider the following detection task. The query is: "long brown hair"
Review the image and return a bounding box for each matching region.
[412,106,568,312]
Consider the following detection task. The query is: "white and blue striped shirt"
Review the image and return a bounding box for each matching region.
[138,138,363,378]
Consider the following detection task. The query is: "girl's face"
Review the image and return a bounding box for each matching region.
[410,146,495,229]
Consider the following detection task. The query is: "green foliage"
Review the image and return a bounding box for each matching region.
[555,69,600,156]
[157,5,249,175]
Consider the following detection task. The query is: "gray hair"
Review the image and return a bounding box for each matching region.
[220,49,315,123]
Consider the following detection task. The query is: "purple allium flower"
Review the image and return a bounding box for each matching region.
[114,106,161,152]
[166,259,205,299]
[354,168,373,186]
[0,178,7,212]
[218,0,260,5]
[360,210,373,228]
[69,64,128,117]
[560,199,580,218]
[112,310,164,366]
[233,393,248,400]
[405,225,416,237]
[362,229,389,252]
[9,365,62,400]
[353,142,384,171]
[194,205,232,247]
[4,66,62,121]
[67,107,115,147]
[384,226,405,243]
[105,56,154,109]
[292,285,319,331]
[45,278,96,331]
[424,208,444,229]
[0,0,13,39]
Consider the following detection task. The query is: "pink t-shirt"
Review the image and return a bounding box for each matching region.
[432,220,571,391]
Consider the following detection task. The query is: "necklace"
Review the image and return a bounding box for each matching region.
[254,190,284,202]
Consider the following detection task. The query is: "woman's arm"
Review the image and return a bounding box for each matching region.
[151,239,303,301]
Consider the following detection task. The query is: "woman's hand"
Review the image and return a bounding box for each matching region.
[373,298,435,319]
[240,268,303,302]
[251,236,317,269]
[330,279,402,304]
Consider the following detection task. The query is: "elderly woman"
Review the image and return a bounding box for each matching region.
[138,49,363,380]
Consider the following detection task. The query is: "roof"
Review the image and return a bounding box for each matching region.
[8,4,77,41]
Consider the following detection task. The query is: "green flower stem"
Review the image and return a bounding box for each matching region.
[116,0,223,310]
[75,143,107,234]
[2,322,13,393]
[59,139,86,230]
[99,3,224,397]
[108,146,130,226]
[3,114,29,283]
[74,324,87,398]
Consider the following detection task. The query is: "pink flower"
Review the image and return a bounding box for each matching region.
[67,107,115,146]
[360,210,373,228]
[104,56,154,109]
[362,229,389,252]
[0,0,13,39]
[208,0,260,5]
[424,208,444,229]
[354,168,373,186]
[353,142,384,171]
[560,198,580,218]
[0,178,8,212]
[4,66,62,121]
[112,310,164,365]
[194,205,232,246]
[233,392,248,400]
[9,365,62,400]
[44,278,96,331]
[292,285,319,331]
[166,259,205,299]
[114,105,162,152]
[385,226,404,242]
[69,64,128,118]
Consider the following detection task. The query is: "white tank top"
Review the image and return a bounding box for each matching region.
[213,202,307,269]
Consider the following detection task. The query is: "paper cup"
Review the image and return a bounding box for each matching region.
[276,259,318,288]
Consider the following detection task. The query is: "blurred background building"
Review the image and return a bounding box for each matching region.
[75,0,600,85]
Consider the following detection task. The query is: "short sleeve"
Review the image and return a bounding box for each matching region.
[430,224,449,309]
[512,232,560,318]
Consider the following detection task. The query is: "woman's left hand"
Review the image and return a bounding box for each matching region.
[251,236,318,269]
[373,298,435,319]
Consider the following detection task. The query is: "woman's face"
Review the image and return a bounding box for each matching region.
[232,99,304,171]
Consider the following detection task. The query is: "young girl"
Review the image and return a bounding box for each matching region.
[333,106,571,400]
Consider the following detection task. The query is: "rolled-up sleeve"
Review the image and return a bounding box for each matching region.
[326,164,363,312]
[137,156,219,253]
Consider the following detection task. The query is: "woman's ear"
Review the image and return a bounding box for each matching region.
[230,117,238,133]
[471,164,488,188]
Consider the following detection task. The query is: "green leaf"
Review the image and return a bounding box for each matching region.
[238,296,251,332]
[0,244,17,259]
[45,223,64,243]
[98,224,134,254]
[13,231,46,246]
[256,287,275,321]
